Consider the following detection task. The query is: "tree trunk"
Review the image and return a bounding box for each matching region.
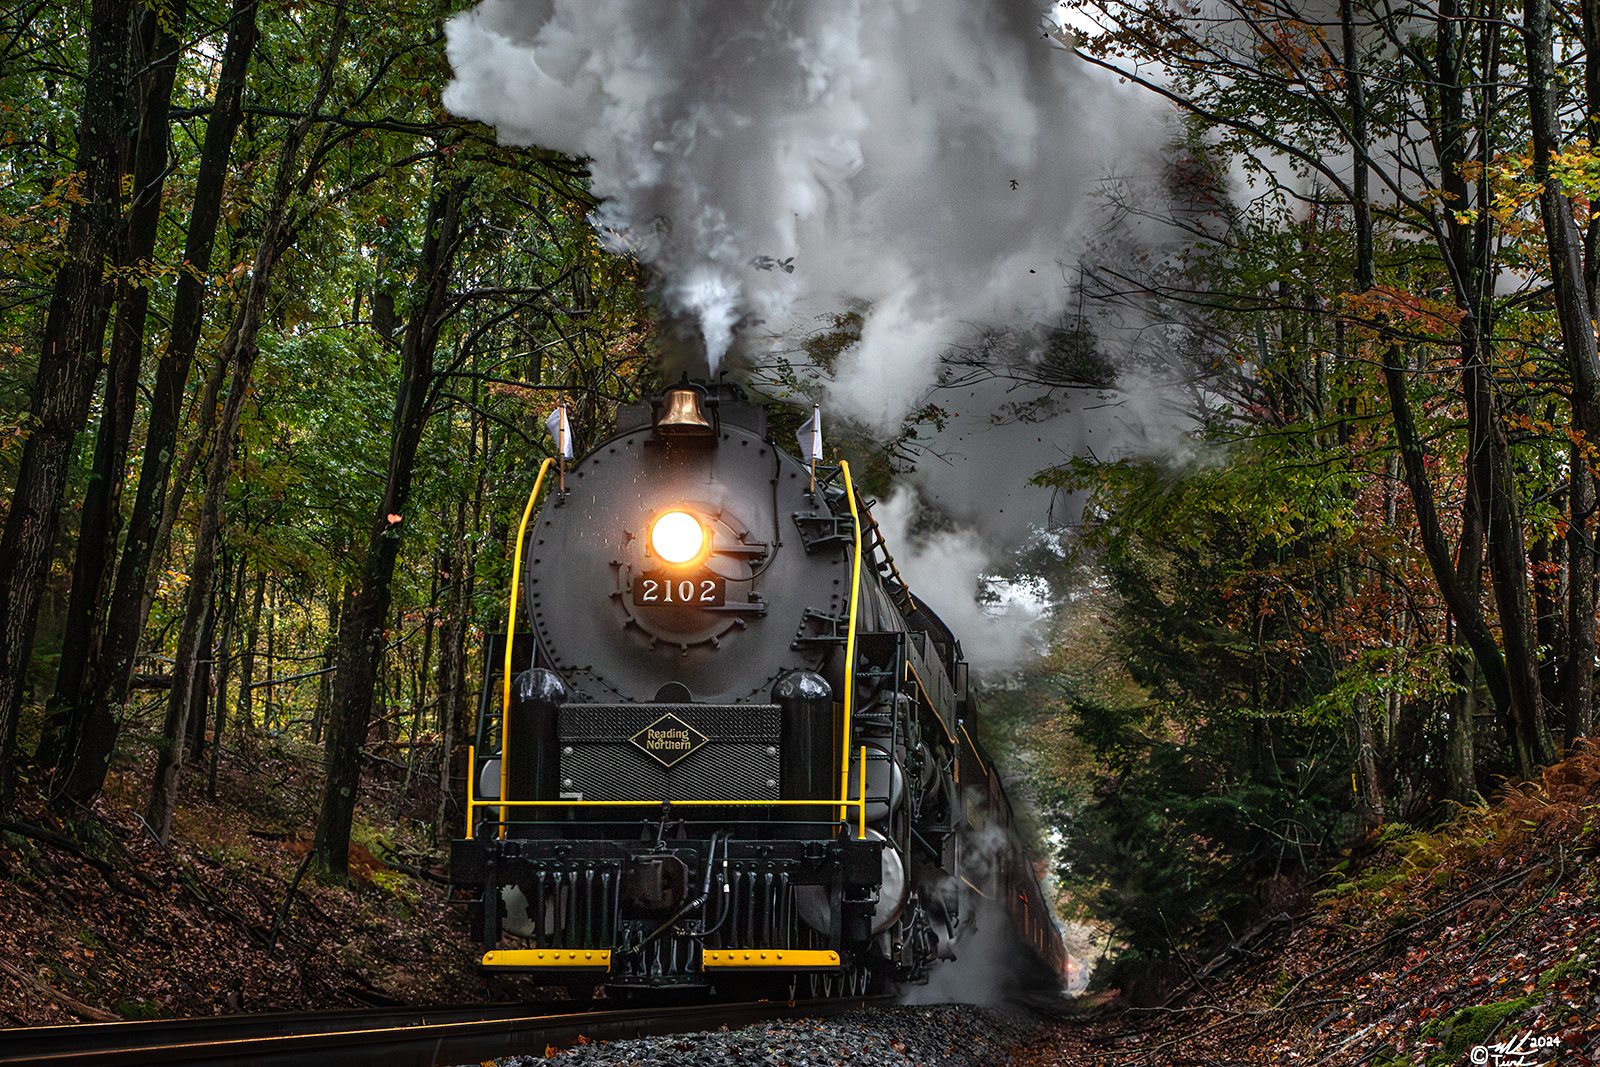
[310,584,344,745]
[1354,693,1383,824]
[46,0,188,792]
[1381,346,1514,720]
[434,501,472,842]
[140,340,233,638]
[63,0,260,804]
[313,173,471,880]
[209,554,246,797]
[401,577,439,806]
[237,571,267,738]
[417,604,436,741]
[189,583,217,759]
[1528,0,1600,748]
[1472,398,1548,777]
[1448,654,1479,803]
[1568,448,1596,744]
[1531,524,1561,710]
[0,0,134,814]
[1341,0,1371,293]
[144,17,345,842]
[1470,315,1550,778]
[1429,0,1551,779]
[263,583,276,731]
[1583,0,1600,313]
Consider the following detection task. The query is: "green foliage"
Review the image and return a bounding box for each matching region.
[1047,418,1377,959]
[114,998,168,1020]
[798,310,863,377]
[0,0,658,793]
[1060,704,1352,958]
[1024,8,1598,955]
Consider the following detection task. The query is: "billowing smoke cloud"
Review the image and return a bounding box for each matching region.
[442,0,1164,434]
[443,0,1183,675]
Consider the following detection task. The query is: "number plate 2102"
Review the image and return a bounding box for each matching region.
[633,570,725,607]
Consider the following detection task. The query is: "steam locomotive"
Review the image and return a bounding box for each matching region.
[449,379,1064,996]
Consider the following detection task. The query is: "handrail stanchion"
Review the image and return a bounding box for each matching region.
[837,461,863,827]
[466,744,476,840]
[500,458,555,839]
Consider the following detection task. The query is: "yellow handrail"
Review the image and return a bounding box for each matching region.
[837,461,863,825]
[469,796,868,813]
[470,798,868,808]
[468,457,871,840]
[498,458,555,837]
[466,744,476,839]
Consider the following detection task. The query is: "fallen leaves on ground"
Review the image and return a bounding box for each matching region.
[0,734,555,1025]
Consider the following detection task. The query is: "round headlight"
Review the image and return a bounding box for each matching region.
[650,511,704,564]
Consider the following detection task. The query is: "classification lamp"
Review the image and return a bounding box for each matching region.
[650,511,705,565]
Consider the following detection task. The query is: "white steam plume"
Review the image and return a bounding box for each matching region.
[876,487,1041,673]
[442,0,1163,430]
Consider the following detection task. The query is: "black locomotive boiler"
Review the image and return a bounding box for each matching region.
[449,379,1065,995]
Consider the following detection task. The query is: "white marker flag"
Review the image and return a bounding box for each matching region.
[796,405,823,463]
[545,406,574,458]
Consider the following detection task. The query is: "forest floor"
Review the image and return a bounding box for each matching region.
[1014,744,1600,1066]
[0,730,560,1024]
[3,734,1598,1067]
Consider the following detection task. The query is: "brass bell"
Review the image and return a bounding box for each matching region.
[654,383,715,436]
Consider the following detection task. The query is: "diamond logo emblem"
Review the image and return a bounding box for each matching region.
[629,713,709,767]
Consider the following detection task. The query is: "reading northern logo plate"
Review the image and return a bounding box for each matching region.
[630,713,708,767]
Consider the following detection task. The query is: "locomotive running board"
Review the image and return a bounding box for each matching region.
[481,948,612,969]
[701,950,843,970]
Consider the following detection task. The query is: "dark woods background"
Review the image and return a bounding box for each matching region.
[2,0,1599,998]
[0,0,654,881]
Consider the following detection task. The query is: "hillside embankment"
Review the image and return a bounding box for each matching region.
[1014,743,1600,1066]
[0,737,552,1023]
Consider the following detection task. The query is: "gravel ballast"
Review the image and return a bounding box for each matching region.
[483,1004,1041,1067]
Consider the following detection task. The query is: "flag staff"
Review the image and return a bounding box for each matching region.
[546,402,573,493]
[798,404,822,495]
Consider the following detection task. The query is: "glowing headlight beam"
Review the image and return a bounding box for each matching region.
[650,511,704,564]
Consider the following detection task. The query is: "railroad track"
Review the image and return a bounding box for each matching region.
[0,995,895,1067]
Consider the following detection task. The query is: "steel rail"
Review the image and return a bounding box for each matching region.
[0,995,894,1067]
[0,1006,533,1062]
